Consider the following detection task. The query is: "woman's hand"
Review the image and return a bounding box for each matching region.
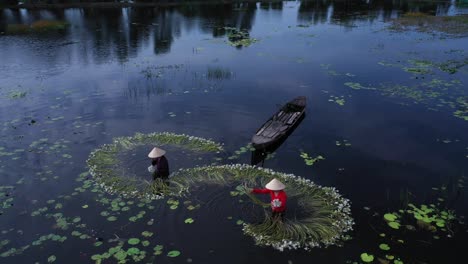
[243,182,252,193]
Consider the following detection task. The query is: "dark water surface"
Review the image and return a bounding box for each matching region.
[1,1,468,263]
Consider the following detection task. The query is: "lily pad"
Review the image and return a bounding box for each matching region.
[184,218,194,224]
[379,243,390,251]
[127,247,140,255]
[388,221,400,229]
[360,253,374,263]
[167,250,181,257]
[384,213,398,222]
[47,255,56,263]
[128,238,140,245]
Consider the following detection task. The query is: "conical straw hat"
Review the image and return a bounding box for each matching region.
[148,147,166,158]
[265,178,285,191]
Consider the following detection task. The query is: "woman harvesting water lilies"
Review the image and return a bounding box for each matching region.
[148,147,170,180]
[247,178,287,220]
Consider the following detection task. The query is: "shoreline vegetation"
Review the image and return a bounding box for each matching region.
[2,0,280,9]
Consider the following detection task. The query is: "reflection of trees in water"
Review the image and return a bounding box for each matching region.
[297,0,454,27]
[0,0,459,64]
[176,3,257,38]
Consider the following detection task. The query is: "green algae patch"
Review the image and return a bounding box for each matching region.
[388,13,468,37]
[6,20,69,35]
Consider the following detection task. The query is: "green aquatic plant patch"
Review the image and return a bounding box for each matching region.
[164,164,353,251]
[300,152,325,166]
[388,13,468,37]
[87,132,224,199]
[223,27,258,47]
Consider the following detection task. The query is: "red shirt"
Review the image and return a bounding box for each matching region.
[252,189,287,212]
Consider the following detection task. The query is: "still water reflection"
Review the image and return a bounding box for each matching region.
[0,1,468,264]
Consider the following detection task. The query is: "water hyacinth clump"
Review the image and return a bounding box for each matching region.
[166,164,354,251]
[87,132,224,199]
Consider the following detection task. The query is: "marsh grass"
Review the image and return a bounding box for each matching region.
[207,67,232,80]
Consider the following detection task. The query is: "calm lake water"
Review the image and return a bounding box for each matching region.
[1,1,468,263]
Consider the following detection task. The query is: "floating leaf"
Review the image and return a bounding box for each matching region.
[167,250,181,257]
[388,221,400,229]
[107,216,117,222]
[379,243,390,251]
[360,253,374,263]
[114,250,127,261]
[128,238,140,245]
[47,255,56,263]
[127,247,140,255]
[384,213,397,222]
[142,240,150,247]
[184,218,194,224]
[142,231,153,237]
[236,220,244,225]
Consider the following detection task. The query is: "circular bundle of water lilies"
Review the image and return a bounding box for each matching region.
[87,132,224,199]
[167,164,354,251]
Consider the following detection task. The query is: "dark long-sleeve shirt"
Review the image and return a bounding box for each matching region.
[252,189,287,212]
[151,156,169,178]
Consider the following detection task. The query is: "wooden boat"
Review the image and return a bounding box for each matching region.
[252,96,306,150]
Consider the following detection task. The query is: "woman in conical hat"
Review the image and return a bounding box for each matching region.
[148,147,169,180]
[249,178,287,220]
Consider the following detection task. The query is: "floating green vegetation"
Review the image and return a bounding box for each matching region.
[345,74,468,121]
[87,132,224,199]
[380,58,468,76]
[167,250,181,257]
[164,164,353,251]
[388,13,468,37]
[328,95,346,106]
[207,67,232,80]
[360,252,374,263]
[224,27,258,47]
[227,143,255,160]
[0,233,67,258]
[383,202,457,234]
[453,97,468,121]
[7,91,27,99]
[344,82,375,90]
[0,186,14,215]
[300,152,325,166]
[6,20,69,35]
[91,240,147,263]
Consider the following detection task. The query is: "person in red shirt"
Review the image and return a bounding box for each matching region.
[250,178,287,220]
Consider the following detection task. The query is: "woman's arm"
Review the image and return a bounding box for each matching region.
[252,188,270,194]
